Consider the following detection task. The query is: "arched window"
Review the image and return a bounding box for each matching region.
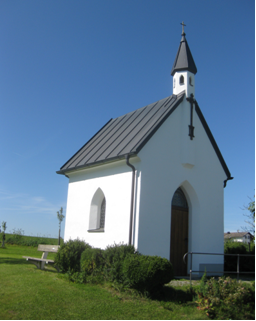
[179,75,184,85]
[88,188,106,232]
[173,78,176,88]
[172,187,188,208]
[189,76,193,86]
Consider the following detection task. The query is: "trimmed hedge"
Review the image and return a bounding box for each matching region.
[55,241,174,292]
[102,243,136,282]
[54,239,91,273]
[122,254,174,292]
[80,247,104,275]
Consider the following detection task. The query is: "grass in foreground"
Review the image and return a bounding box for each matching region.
[0,245,206,320]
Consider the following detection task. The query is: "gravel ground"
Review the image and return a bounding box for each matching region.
[168,277,254,287]
[168,280,198,287]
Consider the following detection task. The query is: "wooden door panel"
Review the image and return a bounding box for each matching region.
[170,208,188,276]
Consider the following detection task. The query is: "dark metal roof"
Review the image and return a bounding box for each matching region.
[171,32,197,76]
[57,92,185,174]
[57,92,232,182]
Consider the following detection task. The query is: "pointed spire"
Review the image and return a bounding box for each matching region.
[171,23,197,76]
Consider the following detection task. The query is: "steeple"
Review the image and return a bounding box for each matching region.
[171,22,197,76]
[171,23,197,97]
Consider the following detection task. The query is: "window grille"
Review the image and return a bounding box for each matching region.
[172,188,188,208]
[100,197,106,229]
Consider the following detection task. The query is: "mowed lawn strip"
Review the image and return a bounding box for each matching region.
[0,245,206,320]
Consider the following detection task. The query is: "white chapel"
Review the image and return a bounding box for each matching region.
[57,25,232,276]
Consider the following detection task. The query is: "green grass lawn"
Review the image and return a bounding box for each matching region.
[0,245,207,320]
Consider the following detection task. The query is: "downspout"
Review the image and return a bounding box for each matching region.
[125,154,136,246]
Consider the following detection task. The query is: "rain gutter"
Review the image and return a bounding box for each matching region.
[223,176,234,188]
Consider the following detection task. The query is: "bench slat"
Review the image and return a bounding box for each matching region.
[23,256,54,263]
[38,244,60,252]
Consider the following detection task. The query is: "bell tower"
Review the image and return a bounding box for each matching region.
[171,22,197,98]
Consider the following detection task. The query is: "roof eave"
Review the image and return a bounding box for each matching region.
[56,152,138,176]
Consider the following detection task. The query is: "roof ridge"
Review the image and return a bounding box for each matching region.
[116,96,175,156]
[131,94,184,153]
[93,95,176,161]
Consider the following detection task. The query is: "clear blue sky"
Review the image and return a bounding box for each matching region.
[0,0,254,238]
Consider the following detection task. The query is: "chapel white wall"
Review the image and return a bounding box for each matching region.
[64,159,139,249]
[134,97,227,274]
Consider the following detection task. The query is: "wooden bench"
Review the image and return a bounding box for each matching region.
[23,244,60,272]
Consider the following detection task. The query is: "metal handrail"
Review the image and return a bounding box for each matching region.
[183,251,255,287]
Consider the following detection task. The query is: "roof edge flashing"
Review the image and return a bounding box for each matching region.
[194,102,231,180]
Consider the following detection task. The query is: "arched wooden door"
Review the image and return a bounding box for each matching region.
[170,188,189,276]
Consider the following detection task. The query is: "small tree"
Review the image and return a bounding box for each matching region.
[57,207,65,245]
[243,196,255,238]
[1,221,7,247]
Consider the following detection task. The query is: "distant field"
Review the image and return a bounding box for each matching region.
[4,233,63,246]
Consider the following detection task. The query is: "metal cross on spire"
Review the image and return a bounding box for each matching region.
[181,21,186,35]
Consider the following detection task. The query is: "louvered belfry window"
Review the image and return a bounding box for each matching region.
[172,188,188,208]
[100,197,106,228]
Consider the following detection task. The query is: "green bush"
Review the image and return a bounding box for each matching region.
[224,241,247,254]
[66,271,87,284]
[224,242,255,272]
[102,243,136,282]
[122,254,174,293]
[80,247,105,275]
[6,236,48,247]
[6,229,24,245]
[196,274,255,319]
[57,242,175,292]
[55,239,91,273]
